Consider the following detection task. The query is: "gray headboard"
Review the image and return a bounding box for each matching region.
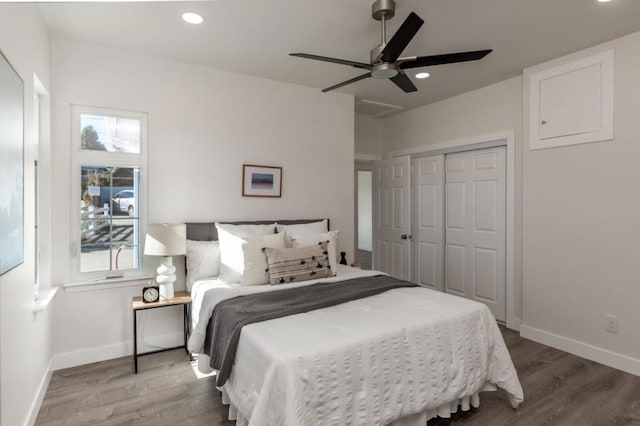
[186,219,330,241]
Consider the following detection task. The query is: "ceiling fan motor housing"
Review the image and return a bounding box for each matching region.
[372,0,396,21]
[370,43,385,64]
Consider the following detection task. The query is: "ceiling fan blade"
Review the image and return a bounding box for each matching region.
[322,72,372,93]
[380,12,424,63]
[400,49,492,69]
[390,72,417,93]
[290,53,372,70]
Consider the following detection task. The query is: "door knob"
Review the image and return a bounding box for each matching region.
[401,234,412,240]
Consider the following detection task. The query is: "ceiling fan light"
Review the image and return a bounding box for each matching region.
[415,72,430,79]
[182,12,204,24]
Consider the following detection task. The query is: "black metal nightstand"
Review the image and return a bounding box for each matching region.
[132,291,191,373]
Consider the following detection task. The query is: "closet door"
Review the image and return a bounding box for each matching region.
[411,155,444,291]
[445,147,506,322]
[373,156,411,280]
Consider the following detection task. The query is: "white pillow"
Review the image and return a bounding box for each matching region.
[185,240,220,289]
[241,233,287,286]
[216,222,276,283]
[276,220,329,247]
[290,230,339,276]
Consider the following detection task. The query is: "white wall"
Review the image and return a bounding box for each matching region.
[382,76,524,321]
[382,29,640,372]
[382,77,523,154]
[521,31,640,365]
[50,40,355,368]
[355,115,383,159]
[0,4,53,426]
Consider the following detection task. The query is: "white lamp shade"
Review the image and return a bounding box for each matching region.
[144,223,186,256]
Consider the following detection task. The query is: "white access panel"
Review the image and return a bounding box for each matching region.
[539,63,602,140]
[445,147,506,322]
[411,155,444,291]
[373,156,411,281]
[529,49,613,150]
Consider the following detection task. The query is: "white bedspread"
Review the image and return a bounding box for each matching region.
[189,267,523,426]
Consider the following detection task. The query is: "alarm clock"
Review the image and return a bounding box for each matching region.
[142,285,160,303]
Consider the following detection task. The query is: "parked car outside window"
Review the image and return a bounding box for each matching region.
[112,189,135,217]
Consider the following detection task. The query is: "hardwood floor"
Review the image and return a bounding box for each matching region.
[36,351,234,426]
[35,328,640,425]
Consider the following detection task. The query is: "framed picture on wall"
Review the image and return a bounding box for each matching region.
[0,50,24,275]
[242,164,282,198]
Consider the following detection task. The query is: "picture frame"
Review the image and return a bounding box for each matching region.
[0,50,24,275]
[242,164,282,198]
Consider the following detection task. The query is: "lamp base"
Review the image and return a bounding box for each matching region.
[159,282,175,300]
[156,256,176,300]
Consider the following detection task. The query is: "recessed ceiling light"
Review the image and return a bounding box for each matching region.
[597,0,612,2]
[182,12,204,24]
[415,72,430,79]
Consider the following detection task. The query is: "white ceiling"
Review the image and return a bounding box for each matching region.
[38,0,640,113]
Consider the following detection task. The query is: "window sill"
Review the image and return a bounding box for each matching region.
[63,275,154,293]
[33,287,60,313]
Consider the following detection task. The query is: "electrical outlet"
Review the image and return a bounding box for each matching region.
[605,315,619,334]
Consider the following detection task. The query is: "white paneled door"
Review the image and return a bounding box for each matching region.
[411,155,445,291]
[373,155,411,280]
[445,147,506,322]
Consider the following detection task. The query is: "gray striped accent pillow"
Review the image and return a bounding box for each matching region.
[264,241,332,285]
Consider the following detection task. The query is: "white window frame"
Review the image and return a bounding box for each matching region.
[34,90,40,299]
[70,104,148,282]
[33,73,48,298]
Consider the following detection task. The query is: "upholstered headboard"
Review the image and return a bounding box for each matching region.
[185,219,330,241]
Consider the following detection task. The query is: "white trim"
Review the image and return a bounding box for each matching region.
[386,131,514,158]
[33,73,49,97]
[520,325,640,377]
[504,131,516,331]
[387,130,518,331]
[33,286,59,313]
[62,275,154,293]
[355,153,382,162]
[509,317,521,332]
[52,331,184,371]
[26,358,53,426]
[53,340,129,371]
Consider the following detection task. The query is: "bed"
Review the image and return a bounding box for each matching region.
[185,220,523,426]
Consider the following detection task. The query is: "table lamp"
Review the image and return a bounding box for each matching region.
[144,223,186,300]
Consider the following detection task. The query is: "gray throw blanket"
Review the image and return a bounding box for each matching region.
[204,275,417,386]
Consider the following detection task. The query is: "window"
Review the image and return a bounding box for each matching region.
[71,105,147,281]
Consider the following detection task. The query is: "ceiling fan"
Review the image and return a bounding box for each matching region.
[290,0,492,93]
